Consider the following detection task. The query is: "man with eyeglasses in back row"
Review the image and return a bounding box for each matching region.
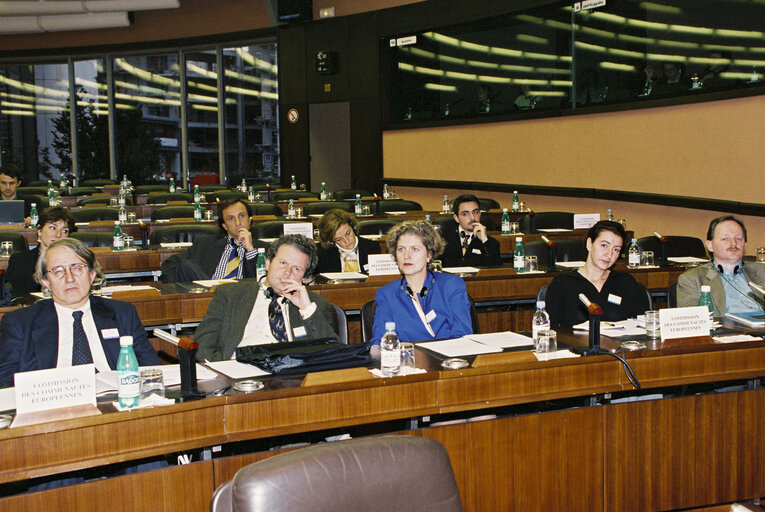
[0,238,160,387]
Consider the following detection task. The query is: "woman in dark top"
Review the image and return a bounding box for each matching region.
[546,220,649,328]
[315,209,382,274]
[7,206,74,297]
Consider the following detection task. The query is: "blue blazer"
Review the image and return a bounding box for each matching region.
[372,271,473,344]
[0,296,161,387]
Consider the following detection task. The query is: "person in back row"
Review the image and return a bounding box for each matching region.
[0,164,35,224]
[440,194,501,268]
[315,209,382,274]
[545,220,649,328]
[160,197,267,282]
[677,215,765,316]
[7,206,75,297]
[372,220,473,348]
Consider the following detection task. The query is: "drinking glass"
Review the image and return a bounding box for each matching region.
[536,329,557,358]
[204,210,214,221]
[123,235,135,250]
[640,251,654,267]
[509,222,519,234]
[525,255,538,273]
[0,241,12,256]
[140,369,165,401]
[757,247,765,263]
[400,343,416,372]
[645,310,660,338]
[362,205,371,216]
[127,212,137,223]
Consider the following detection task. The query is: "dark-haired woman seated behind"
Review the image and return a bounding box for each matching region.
[315,209,382,274]
[546,220,649,328]
[372,220,473,345]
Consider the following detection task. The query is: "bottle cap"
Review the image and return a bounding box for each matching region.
[631,238,637,243]
[115,220,121,225]
[537,300,545,308]
[385,322,395,331]
[701,285,711,292]
[31,202,36,207]
[257,247,265,253]
[515,237,522,242]
[503,208,508,212]
[119,335,133,346]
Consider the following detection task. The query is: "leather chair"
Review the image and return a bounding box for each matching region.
[330,304,348,345]
[71,207,118,222]
[213,191,248,202]
[358,219,399,236]
[0,232,28,253]
[361,299,376,343]
[210,436,462,512]
[333,189,371,201]
[16,186,48,196]
[301,201,354,216]
[376,199,422,214]
[477,197,501,211]
[552,238,587,262]
[70,232,113,247]
[467,294,480,334]
[135,185,171,194]
[64,186,99,196]
[251,220,308,239]
[78,196,129,206]
[272,191,320,201]
[519,211,574,234]
[145,192,193,204]
[523,240,551,270]
[197,184,228,192]
[667,281,678,308]
[151,206,197,221]
[81,179,116,186]
[249,203,282,216]
[637,236,708,260]
[149,224,220,244]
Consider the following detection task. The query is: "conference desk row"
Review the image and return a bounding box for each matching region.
[0,323,762,511]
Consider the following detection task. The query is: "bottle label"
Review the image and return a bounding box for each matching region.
[514,255,524,269]
[194,210,201,220]
[628,253,640,266]
[380,348,401,372]
[114,237,124,249]
[502,220,510,233]
[118,371,140,398]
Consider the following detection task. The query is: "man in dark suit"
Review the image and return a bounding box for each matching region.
[0,238,160,387]
[195,234,337,362]
[7,206,75,297]
[0,164,35,223]
[440,194,502,268]
[160,197,267,282]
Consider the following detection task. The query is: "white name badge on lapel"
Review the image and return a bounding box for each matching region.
[101,328,119,339]
[293,326,307,338]
[607,294,622,305]
[471,248,482,255]
[425,310,437,322]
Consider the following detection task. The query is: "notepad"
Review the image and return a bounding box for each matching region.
[418,338,502,357]
[442,266,480,274]
[204,360,271,379]
[467,331,534,349]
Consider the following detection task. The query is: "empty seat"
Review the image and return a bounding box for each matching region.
[71,207,118,222]
[273,191,320,201]
[519,211,574,233]
[330,304,348,345]
[251,220,310,239]
[358,219,399,236]
[197,184,228,192]
[78,196,129,206]
[551,238,587,262]
[249,202,283,216]
[333,189,371,201]
[361,299,376,342]
[376,199,423,214]
[135,185,172,194]
[151,206,197,221]
[637,236,708,260]
[301,201,354,216]
[145,192,193,204]
[70,232,114,248]
[64,186,99,196]
[16,186,48,196]
[149,224,221,244]
[0,232,28,253]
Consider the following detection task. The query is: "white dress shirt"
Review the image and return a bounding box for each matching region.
[54,299,111,373]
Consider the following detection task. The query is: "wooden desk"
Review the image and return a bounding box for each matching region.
[0,336,761,511]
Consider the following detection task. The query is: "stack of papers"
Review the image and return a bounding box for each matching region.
[418,339,502,357]
[192,279,236,287]
[95,364,219,394]
[442,266,480,274]
[556,261,586,269]
[160,242,193,249]
[713,334,763,343]
[320,272,367,280]
[668,256,708,264]
[204,360,270,378]
[573,319,646,337]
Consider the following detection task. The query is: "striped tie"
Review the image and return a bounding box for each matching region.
[222,243,240,279]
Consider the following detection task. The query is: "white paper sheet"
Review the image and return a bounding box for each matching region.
[556,261,586,269]
[713,334,763,343]
[572,318,646,337]
[533,349,580,361]
[467,331,534,349]
[204,360,271,379]
[160,242,193,248]
[320,272,368,280]
[668,256,709,263]
[537,228,572,233]
[95,364,219,394]
[361,234,384,240]
[0,387,16,412]
[442,266,480,274]
[418,338,502,357]
[192,279,236,287]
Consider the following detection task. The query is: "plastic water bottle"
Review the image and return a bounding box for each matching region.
[512,190,520,212]
[193,199,202,222]
[383,184,390,200]
[288,199,296,217]
[59,174,66,190]
[118,205,127,224]
[29,203,39,226]
[442,194,449,213]
[240,178,246,192]
[256,248,267,280]
[117,336,140,409]
[247,186,255,202]
[48,186,57,207]
[513,237,525,273]
[501,208,510,235]
[112,221,124,251]
[699,285,714,332]
[606,208,614,221]
[380,322,401,377]
[627,238,641,268]
[118,191,126,208]
[532,300,550,350]
[320,182,328,201]
[354,194,362,216]
[290,175,297,191]
[169,178,176,193]
[194,184,201,202]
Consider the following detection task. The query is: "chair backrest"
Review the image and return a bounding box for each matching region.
[519,211,574,233]
[643,284,653,311]
[149,224,221,244]
[273,191,320,202]
[361,299,376,343]
[432,216,456,234]
[70,232,114,248]
[251,220,306,239]
[358,219,399,236]
[667,281,678,308]
[213,191,248,202]
[135,184,171,194]
[78,196,117,206]
[376,199,422,214]
[249,202,283,217]
[477,197,501,211]
[553,238,587,262]
[330,304,348,345]
[81,179,116,187]
[16,186,48,196]
[198,184,228,192]
[332,189,371,201]
[301,201,354,216]
[523,240,551,270]
[0,232,29,253]
[214,436,462,512]
[210,479,232,512]
[467,294,480,334]
[145,192,193,204]
[151,205,197,221]
[637,236,708,259]
[65,186,99,196]
[71,207,119,222]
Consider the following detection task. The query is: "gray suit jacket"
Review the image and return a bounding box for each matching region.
[677,261,765,316]
[194,279,337,362]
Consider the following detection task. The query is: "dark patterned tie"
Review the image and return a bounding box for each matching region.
[268,297,288,343]
[71,311,93,365]
[460,231,469,255]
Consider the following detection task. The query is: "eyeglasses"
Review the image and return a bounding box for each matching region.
[46,263,88,280]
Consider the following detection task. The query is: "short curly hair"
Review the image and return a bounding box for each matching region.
[266,234,319,277]
[317,209,358,249]
[386,219,444,259]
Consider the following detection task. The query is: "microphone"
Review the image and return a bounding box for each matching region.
[748,281,765,298]
[578,293,603,314]
[541,235,555,247]
[653,232,669,267]
[541,235,557,272]
[653,231,667,242]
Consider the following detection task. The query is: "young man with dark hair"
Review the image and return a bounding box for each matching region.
[439,194,501,268]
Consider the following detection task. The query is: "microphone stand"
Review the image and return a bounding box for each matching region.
[571,293,604,356]
[541,236,556,272]
[653,232,669,267]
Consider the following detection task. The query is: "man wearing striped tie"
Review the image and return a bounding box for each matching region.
[161,198,266,282]
[194,234,338,362]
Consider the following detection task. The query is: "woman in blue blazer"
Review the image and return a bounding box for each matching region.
[372,220,473,345]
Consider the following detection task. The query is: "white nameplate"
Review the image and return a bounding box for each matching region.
[573,214,600,229]
[282,222,314,239]
[659,306,710,341]
[367,254,400,276]
[14,364,96,415]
